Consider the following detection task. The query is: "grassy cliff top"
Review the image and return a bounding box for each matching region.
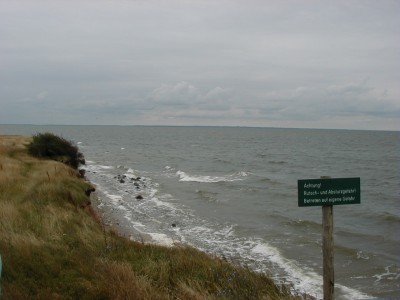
[0,135,307,299]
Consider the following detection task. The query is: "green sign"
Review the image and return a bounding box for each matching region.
[298,177,360,207]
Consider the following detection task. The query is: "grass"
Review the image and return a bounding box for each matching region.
[0,135,309,299]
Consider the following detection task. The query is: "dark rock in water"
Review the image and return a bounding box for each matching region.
[122,175,127,178]
[85,187,96,196]
[78,169,86,178]
[119,179,125,183]
[136,195,143,200]
[171,223,176,227]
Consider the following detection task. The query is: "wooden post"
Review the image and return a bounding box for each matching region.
[322,205,334,299]
[299,176,360,299]
[321,175,334,300]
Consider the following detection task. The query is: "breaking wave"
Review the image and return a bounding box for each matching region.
[176,170,250,183]
[83,160,375,299]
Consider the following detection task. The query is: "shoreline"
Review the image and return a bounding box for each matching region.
[82,161,376,299]
[0,134,305,299]
[89,191,157,245]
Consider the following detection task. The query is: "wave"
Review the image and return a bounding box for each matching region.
[84,161,372,299]
[284,219,321,230]
[249,243,372,299]
[213,157,231,164]
[179,226,372,300]
[195,189,218,202]
[250,242,323,297]
[352,209,400,225]
[97,165,114,170]
[146,232,176,247]
[333,244,372,261]
[176,170,250,183]
[377,212,400,223]
[268,160,287,165]
[373,265,400,283]
[336,229,390,242]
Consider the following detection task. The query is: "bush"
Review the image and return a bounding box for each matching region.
[27,133,85,169]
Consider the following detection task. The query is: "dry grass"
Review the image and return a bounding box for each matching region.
[0,135,309,299]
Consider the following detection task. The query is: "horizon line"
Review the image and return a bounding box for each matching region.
[0,123,398,133]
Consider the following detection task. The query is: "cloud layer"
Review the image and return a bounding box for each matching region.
[0,0,399,130]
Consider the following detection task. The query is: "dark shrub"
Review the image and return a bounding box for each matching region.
[28,132,85,169]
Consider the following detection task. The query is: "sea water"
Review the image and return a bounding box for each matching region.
[1,125,399,299]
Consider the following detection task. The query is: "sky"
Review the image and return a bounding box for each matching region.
[0,0,399,130]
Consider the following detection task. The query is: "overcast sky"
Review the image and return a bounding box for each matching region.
[0,0,399,130]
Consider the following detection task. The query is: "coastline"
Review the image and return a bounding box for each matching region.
[89,191,156,245]
[0,126,396,298]
[0,135,307,299]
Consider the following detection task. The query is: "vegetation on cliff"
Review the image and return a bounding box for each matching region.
[27,132,85,169]
[0,135,306,299]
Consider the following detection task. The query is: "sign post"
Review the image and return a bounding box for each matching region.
[322,201,334,299]
[298,177,360,300]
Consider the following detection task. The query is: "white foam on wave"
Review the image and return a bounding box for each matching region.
[176,170,249,183]
[82,161,372,299]
[147,232,176,247]
[117,205,127,211]
[130,221,146,229]
[107,194,122,202]
[218,224,236,237]
[126,168,136,174]
[189,225,213,235]
[122,173,136,180]
[174,220,372,300]
[251,243,322,297]
[336,284,375,300]
[101,190,123,206]
[98,165,114,170]
[150,197,176,210]
[250,242,373,299]
[144,186,178,211]
[373,265,400,283]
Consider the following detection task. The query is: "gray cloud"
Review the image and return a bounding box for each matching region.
[0,0,399,130]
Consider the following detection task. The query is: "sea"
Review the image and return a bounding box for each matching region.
[1,125,399,299]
